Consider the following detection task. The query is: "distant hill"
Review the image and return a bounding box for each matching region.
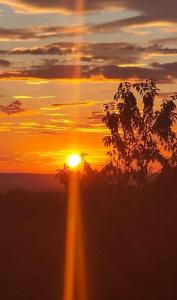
[0,173,61,192]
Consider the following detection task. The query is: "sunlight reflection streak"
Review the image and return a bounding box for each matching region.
[63,173,78,300]
[63,172,87,300]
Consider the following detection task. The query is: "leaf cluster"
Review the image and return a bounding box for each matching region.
[103,79,177,183]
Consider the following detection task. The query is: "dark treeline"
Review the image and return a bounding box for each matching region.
[0,166,177,300]
[0,189,66,300]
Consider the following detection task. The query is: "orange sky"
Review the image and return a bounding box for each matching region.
[0,1,177,173]
[0,78,176,173]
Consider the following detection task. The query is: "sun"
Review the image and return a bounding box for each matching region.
[67,154,82,168]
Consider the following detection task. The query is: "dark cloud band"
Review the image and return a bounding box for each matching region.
[1,61,177,83]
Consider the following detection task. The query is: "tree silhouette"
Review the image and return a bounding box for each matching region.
[56,153,90,190]
[103,79,177,184]
[56,164,71,190]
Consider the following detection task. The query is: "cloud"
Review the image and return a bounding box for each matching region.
[51,102,89,107]
[88,111,105,122]
[0,100,24,115]
[0,16,176,42]
[0,0,176,17]
[74,127,108,133]
[3,42,177,66]
[41,131,59,135]
[73,118,108,134]
[150,61,177,78]
[0,0,122,13]
[146,44,177,55]
[12,45,72,55]
[152,36,177,46]
[0,26,41,40]
[91,18,177,35]
[9,42,143,65]
[1,42,177,84]
[1,49,177,82]
[4,64,90,79]
[25,64,89,79]
[0,25,85,41]
[86,63,177,82]
[42,101,97,111]
[0,59,11,67]
[0,63,174,82]
[1,0,177,30]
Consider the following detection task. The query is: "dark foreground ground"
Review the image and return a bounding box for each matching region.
[0,173,177,300]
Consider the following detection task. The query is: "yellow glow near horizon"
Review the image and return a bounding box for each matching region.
[67,154,81,168]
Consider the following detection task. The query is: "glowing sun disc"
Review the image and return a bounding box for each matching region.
[67,154,81,168]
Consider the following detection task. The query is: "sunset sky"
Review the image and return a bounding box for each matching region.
[0,0,177,173]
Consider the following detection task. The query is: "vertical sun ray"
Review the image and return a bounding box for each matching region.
[63,1,87,300]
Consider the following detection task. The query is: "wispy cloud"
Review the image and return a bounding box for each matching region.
[74,127,108,133]
[0,100,24,115]
[50,101,97,107]
[0,24,87,41]
[41,101,98,112]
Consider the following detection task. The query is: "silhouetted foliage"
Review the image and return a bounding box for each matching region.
[56,164,71,190]
[56,153,95,189]
[103,79,177,184]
